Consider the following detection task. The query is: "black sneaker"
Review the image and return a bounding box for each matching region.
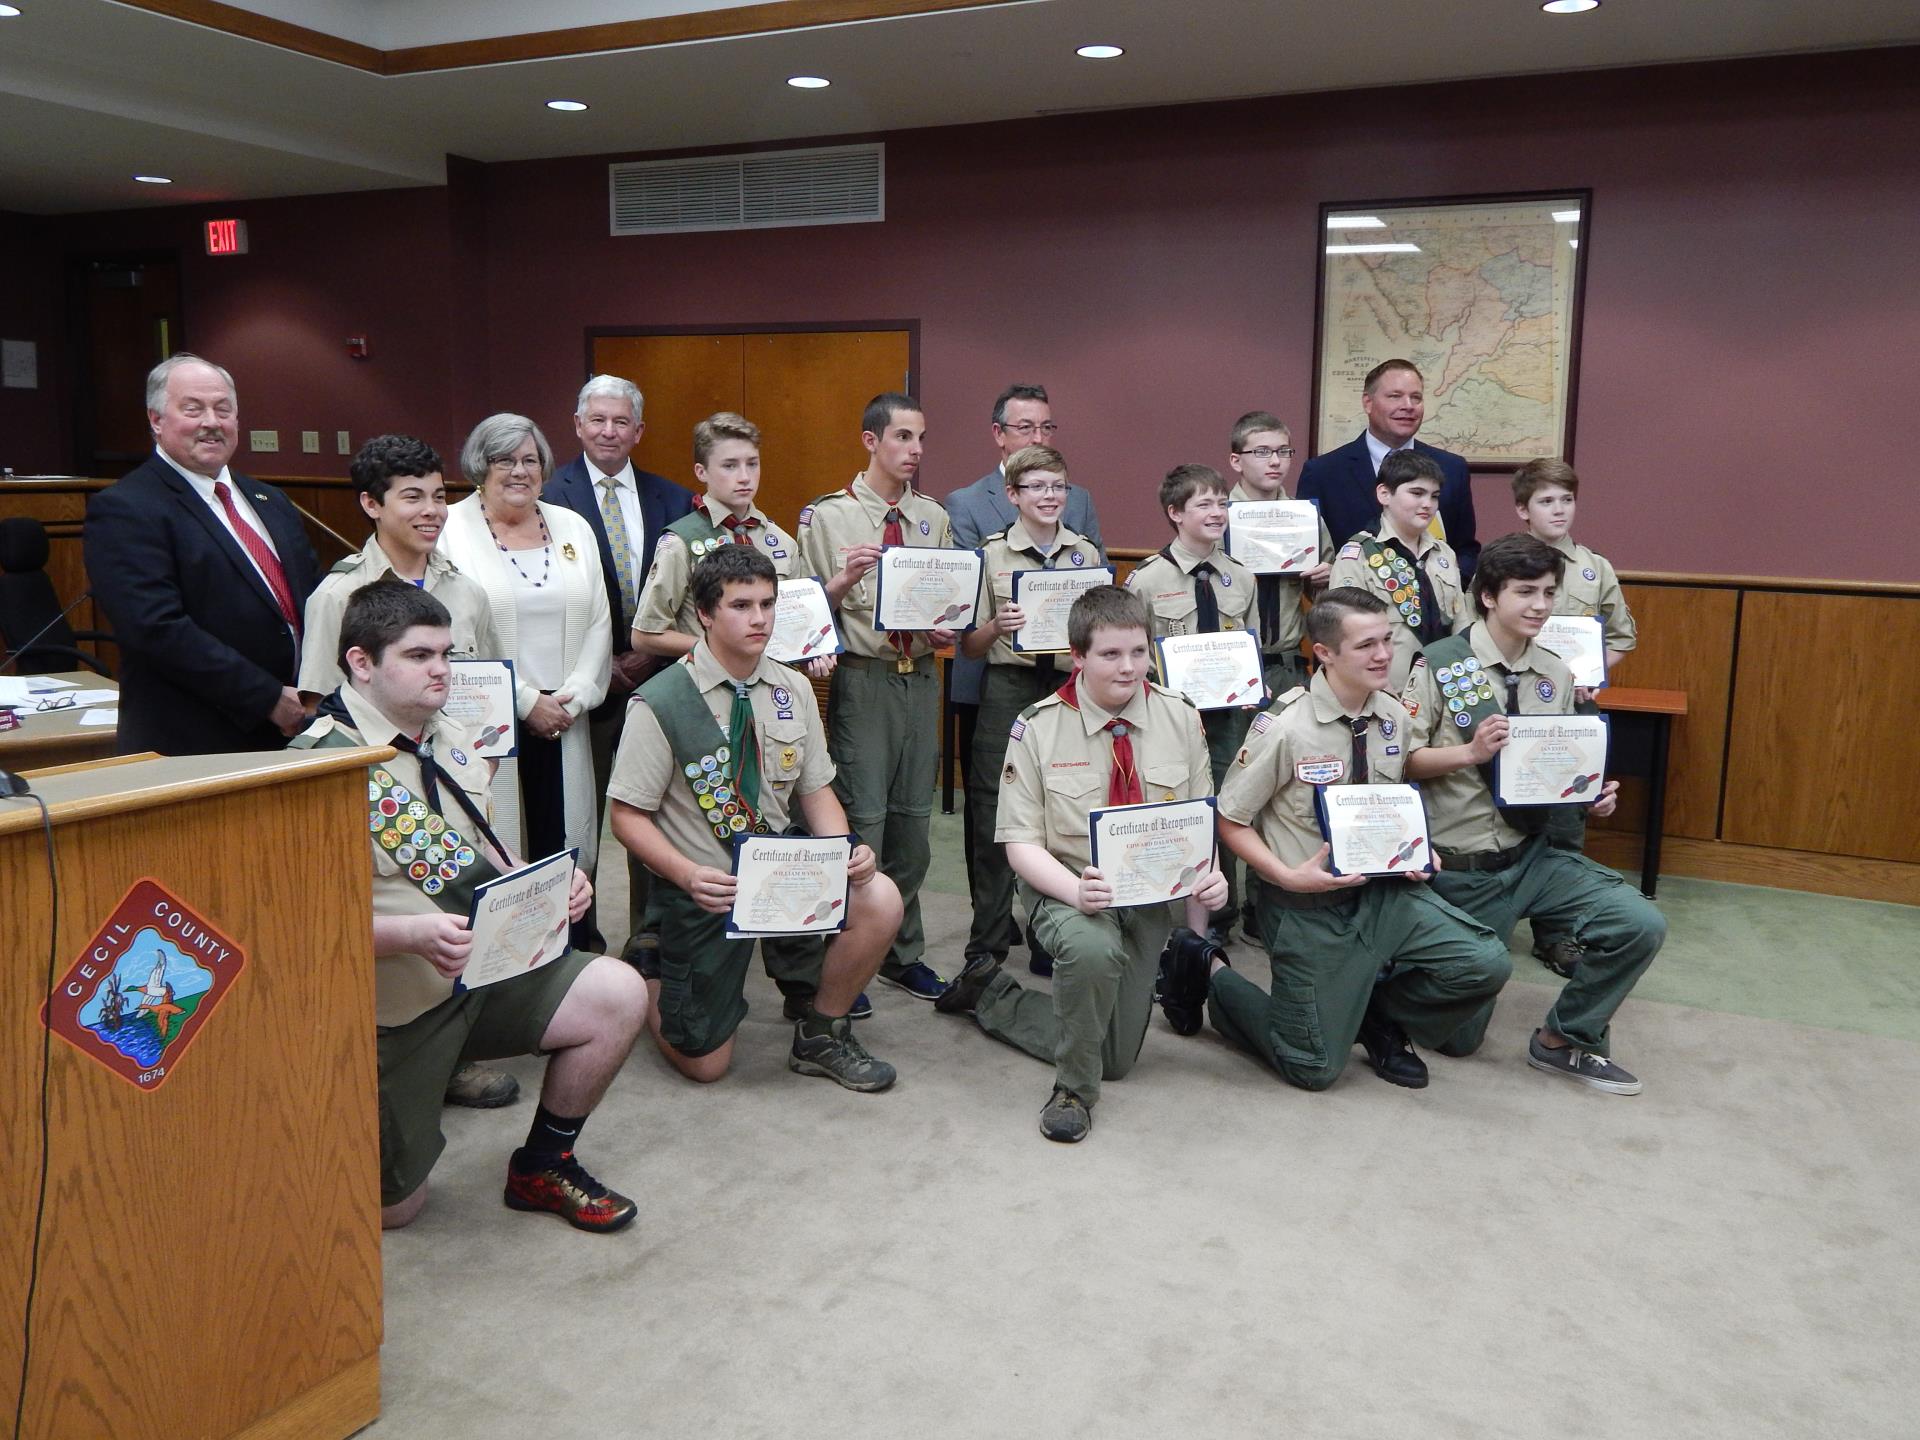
[789,1016,897,1092]
[782,991,873,1021]
[935,955,1000,1015]
[1527,1030,1642,1095]
[1156,927,1223,1037]
[1356,1009,1430,1088]
[877,961,947,1001]
[1532,937,1584,978]
[1038,1086,1091,1143]
[1025,924,1054,976]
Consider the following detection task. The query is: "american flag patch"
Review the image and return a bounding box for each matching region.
[797,505,815,527]
[1250,712,1275,735]
[1009,719,1027,741]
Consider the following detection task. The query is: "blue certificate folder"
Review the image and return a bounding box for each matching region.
[871,546,983,632]
[726,833,853,938]
[1313,783,1430,877]
[1087,797,1217,908]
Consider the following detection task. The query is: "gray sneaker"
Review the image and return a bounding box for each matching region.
[1527,1030,1642,1095]
[789,1016,897,1092]
[1038,1086,1092,1143]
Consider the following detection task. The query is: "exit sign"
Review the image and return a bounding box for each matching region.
[205,218,249,256]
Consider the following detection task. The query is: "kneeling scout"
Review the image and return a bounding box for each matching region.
[610,545,904,1091]
[1187,587,1510,1092]
[294,578,648,1234]
[937,585,1227,1144]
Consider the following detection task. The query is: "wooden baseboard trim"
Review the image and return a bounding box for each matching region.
[235,1353,380,1439]
[1584,831,1920,906]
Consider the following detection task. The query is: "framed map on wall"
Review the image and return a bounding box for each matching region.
[1311,191,1591,469]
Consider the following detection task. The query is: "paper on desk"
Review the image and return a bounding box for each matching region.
[78,708,118,727]
[65,689,117,708]
[0,676,80,706]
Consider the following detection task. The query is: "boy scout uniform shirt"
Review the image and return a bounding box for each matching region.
[298,537,501,696]
[633,496,801,640]
[976,519,1101,668]
[1124,541,1258,647]
[294,682,496,1029]
[995,680,1213,874]
[1327,519,1467,690]
[1403,622,1578,855]
[1216,672,1412,869]
[607,640,835,871]
[1227,482,1335,660]
[1544,534,1638,652]
[794,474,953,662]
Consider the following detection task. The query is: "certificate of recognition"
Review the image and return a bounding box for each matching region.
[446,659,517,758]
[873,547,982,631]
[1227,500,1321,574]
[1314,784,1432,876]
[1536,615,1607,689]
[462,847,576,989]
[1494,715,1609,807]
[726,833,853,938]
[1010,566,1115,652]
[770,577,843,663]
[1155,631,1266,710]
[1088,798,1217,909]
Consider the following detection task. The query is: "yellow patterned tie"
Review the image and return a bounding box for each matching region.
[596,476,638,625]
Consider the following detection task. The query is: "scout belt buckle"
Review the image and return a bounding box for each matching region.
[896,654,915,674]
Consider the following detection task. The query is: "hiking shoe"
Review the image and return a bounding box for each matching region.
[503,1150,637,1233]
[935,956,1001,1015]
[789,1017,897,1092]
[1156,927,1223,1037]
[1528,1030,1642,1095]
[1532,936,1584,979]
[1356,1010,1430,1089]
[1038,1086,1092,1143]
[782,991,873,1021]
[877,961,947,1001]
[444,1062,520,1109]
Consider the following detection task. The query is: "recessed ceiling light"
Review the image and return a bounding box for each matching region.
[0,6,21,17]
[546,99,589,112]
[1076,44,1124,60]
[787,75,831,89]
[1541,0,1600,12]
[133,175,172,185]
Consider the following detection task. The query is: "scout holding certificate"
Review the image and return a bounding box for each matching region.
[1404,534,1666,1096]
[937,585,1227,1145]
[1165,587,1510,1093]
[957,444,1107,980]
[1226,410,1333,694]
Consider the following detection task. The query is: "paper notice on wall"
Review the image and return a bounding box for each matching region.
[2,339,37,390]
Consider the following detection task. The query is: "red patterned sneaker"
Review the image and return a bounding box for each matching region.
[503,1150,638,1233]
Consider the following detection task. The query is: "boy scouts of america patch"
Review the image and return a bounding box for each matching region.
[918,520,931,535]
[1071,553,1085,566]
[773,684,794,719]
[1378,717,1395,739]
[1582,567,1597,581]
[42,878,247,1092]
[1537,678,1556,702]
[369,766,474,896]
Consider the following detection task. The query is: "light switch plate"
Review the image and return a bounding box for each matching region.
[300,430,320,453]
[249,429,279,453]
[336,429,351,455]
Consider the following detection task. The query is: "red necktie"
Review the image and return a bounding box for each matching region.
[215,481,299,631]
[721,514,761,546]
[1104,719,1144,806]
[882,506,911,660]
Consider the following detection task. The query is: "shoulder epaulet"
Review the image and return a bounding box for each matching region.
[984,527,1011,546]
[1022,693,1065,719]
[1147,679,1198,710]
[326,553,364,578]
[1271,685,1308,708]
[287,715,345,750]
[804,487,849,509]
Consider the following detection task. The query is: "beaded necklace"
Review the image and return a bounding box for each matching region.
[481,495,552,588]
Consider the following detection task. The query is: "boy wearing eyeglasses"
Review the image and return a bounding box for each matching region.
[1226,411,1333,696]
[958,444,1104,978]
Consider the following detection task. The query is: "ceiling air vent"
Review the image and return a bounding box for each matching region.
[610,143,884,236]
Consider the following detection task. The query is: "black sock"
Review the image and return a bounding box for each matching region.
[799,1006,842,1037]
[518,1104,587,1166]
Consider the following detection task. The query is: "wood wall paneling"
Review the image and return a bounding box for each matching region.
[1722,592,1920,863]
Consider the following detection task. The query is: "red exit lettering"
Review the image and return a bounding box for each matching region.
[205,218,248,256]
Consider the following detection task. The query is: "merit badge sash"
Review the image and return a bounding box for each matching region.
[1361,537,1426,630]
[641,661,775,845]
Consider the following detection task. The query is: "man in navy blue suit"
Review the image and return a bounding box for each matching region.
[86,354,320,757]
[1297,359,1478,580]
[542,374,695,956]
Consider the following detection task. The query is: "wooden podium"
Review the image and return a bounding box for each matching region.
[1,746,392,1440]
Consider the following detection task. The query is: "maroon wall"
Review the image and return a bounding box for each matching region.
[31,46,1920,580]
[0,210,66,474]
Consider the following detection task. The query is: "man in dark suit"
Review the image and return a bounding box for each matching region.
[542,374,695,957]
[1297,358,1479,580]
[944,383,1104,970]
[85,354,320,756]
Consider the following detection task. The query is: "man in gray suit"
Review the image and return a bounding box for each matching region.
[944,383,1105,970]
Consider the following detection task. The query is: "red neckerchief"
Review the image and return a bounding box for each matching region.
[1055,672,1148,806]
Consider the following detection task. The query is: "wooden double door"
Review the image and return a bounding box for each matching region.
[589,328,913,530]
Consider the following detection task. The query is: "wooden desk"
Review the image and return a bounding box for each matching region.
[0,671,118,772]
[1595,686,1689,898]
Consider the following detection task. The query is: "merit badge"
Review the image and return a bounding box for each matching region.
[1464,658,1481,671]
[456,847,475,865]
[716,746,731,765]
[693,777,709,794]
[378,796,400,817]
[380,829,403,850]
[701,755,718,772]
[1454,711,1473,728]
[1448,697,1465,713]
[1583,567,1597,581]
[1537,679,1556,702]
[439,862,459,880]
[396,844,416,863]
[684,761,702,778]
[1443,682,1458,697]
[409,860,431,880]
[425,815,444,834]
[396,815,416,836]
[423,875,444,895]
[714,787,734,804]
[42,878,249,1092]
[1379,718,1395,739]
[1367,552,1385,568]
[407,800,428,820]
[1295,756,1345,785]
[699,794,716,810]
[443,830,462,849]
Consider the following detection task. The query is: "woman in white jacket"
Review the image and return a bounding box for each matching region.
[440,414,611,936]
